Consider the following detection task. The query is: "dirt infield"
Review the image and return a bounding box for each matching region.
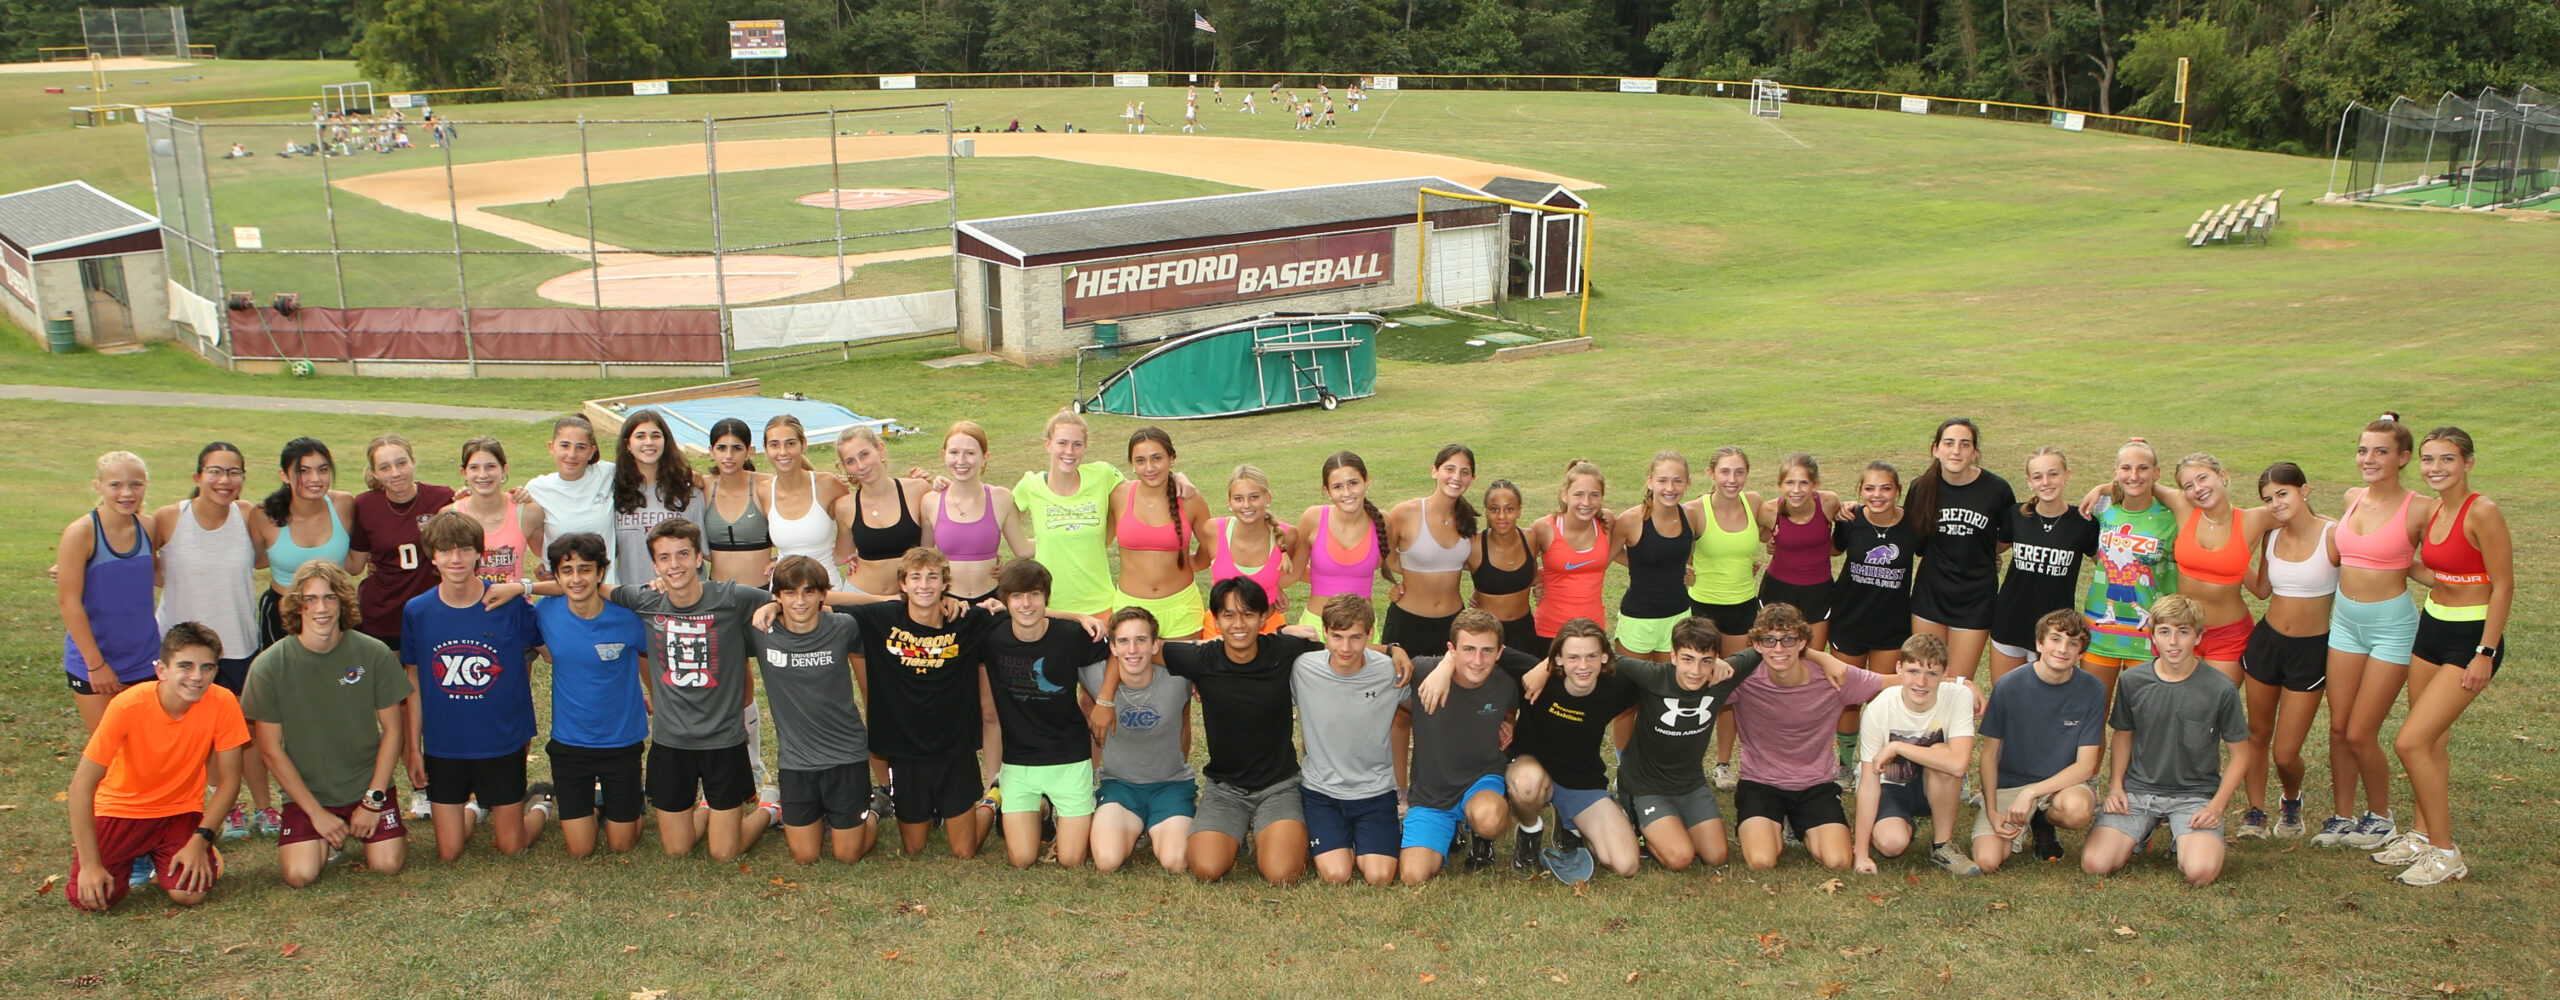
[794,188,952,210]
[534,247,948,308]
[336,133,1598,306]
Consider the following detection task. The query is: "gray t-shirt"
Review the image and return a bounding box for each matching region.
[746,611,868,770]
[1401,650,1532,811]
[1291,648,1408,800]
[612,482,704,591]
[1077,662,1194,785]
[2110,660,2249,797]
[611,581,771,750]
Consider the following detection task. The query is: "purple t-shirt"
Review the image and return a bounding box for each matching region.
[1731,663,1885,791]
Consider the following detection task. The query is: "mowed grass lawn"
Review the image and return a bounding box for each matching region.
[2,73,2559,999]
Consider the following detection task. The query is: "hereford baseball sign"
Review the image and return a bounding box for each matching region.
[1062,230,1393,323]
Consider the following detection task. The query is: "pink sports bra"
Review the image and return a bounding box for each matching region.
[2335,488,2417,571]
[1210,516,1284,603]
[1115,482,1184,553]
[936,485,1002,563]
[1307,505,1380,600]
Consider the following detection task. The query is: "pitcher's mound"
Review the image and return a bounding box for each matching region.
[537,255,848,307]
[796,188,950,210]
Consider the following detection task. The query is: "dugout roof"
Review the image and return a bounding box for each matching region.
[956,176,1493,267]
[1481,176,1589,210]
[0,180,159,259]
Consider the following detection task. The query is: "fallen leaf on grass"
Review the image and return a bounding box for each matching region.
[37,874,62,895]
[1818,877,1843,895]
[1864,893,1887,907]
[1839,945,1883,958]
[880,951,901,961]
[1602,917,1628,934]
[1937,963,1953,984]
[1524,919,1540,928]
[2137,974,2154,987]
[1549,972,1570,984]
[1817,981,1850,998]
[1904,873,1923,887]
[54,791,68,802]
[1381,943,1396,951]
[0,803,17,811]
[765,877,799,889]
[1989,901,2010,911]
[629,991,667,1000]
[280,943,302,957]
[1756,932,1788,959]
[620,945,639,954]
[2112,926,2138,939]
[1625,971,1641,984]
[1417,973,1438,985]
[2434,983,2469,995]
[1092,969,1129,981]
[220,944,249,956]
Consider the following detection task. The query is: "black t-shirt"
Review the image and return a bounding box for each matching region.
[1908,471,2015,599]
[1401,649,1540,810]
[848,601,997,759]
[1617,651,1761,796]
[980,619,1110,766]
[1508,671,1641,791]
[1990,505,2101,648]
[1832,510,1919,645]
[1164,634,1322,791]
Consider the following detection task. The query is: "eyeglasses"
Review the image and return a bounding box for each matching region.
[200,466,245,479]
[1753,634,1806,648]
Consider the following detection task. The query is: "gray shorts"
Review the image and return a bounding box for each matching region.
[1194,775,1304,840]
[1970,786,2055,850]
[2094,792,2220,843]
[1627,785,1720,829]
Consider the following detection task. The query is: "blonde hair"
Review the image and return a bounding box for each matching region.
[361,433,415,492]
[2149,593,2205,634]
[836,424,886,455]
[2106,438,2156,507]
[2175,451,2227,484]
[1555,458,1606,518]
[1227,464,1284,551]
[1041,410,1089,442]
[1642,450,1689,520]
[94,450,148,480]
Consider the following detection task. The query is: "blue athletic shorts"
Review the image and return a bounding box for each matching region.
[1552,784,1614,833]
[1400,773,1506,854]
[1302,787,1401,858]
[1097,777,1198,829]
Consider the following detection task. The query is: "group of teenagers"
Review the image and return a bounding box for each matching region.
[53,406,2512,912]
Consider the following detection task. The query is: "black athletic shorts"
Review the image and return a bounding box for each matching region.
[1500,615,1542,657]
[1735,778,1849,833]
[1758,577,1835,624]
[1910,581,1993,632]
[425,746,529,807]
[1383,604,1458,656]
[2413,611,2504,676]
[646,742,755,813]
[548,739,645,824]
[889,752,983,824]
[2241,622,2331,693]
[781,762,875,830]
[1692,599,1761,638]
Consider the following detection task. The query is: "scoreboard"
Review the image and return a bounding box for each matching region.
[729,20,786,59]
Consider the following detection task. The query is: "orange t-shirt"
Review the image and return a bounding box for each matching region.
[82,682,251,820]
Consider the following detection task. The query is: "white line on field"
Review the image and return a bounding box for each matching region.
[1365,92,1400,140]
[1713,96,1810,149]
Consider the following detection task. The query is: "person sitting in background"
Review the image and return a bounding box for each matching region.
[224,143,250,159]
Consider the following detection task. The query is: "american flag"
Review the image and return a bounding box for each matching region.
[1193,11,1217,32]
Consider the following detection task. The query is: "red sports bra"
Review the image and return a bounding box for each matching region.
[1115,483,1184,553]
[2421,494,2488,586]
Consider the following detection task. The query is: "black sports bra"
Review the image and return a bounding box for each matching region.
[1471,526,1535,596]
[849,481,923,562]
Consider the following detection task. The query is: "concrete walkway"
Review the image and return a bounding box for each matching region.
[0,384,558,422]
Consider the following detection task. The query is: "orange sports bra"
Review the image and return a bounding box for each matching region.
[2175,506,2250,587]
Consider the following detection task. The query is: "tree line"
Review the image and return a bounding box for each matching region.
[3,0,2552,151]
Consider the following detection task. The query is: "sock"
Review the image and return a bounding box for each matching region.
[1931,840,1946,851]
[1519,818,1544,835]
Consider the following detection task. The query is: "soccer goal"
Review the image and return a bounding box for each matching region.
[321,81,375,117]
[1750,79,1787,119]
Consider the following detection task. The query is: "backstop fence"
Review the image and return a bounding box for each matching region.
[2332,86,2560,211]
[142,102,961,376]
[81,7,190,59]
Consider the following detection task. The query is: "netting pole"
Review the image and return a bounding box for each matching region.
[829,106,847,302]
[1412,190,1428,306]
[441,136,477,376]
[2464,111,2488,207]
[943,102,961,332]
[706,115,732,376]
[2327,103,2355,198]
[315,125,349,308]
[579,116,605,377]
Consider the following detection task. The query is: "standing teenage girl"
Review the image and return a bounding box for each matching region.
[2081,439,2181,693]
[349,433,457,654]
[448,437,545,587]
[2376,427,2509,885]
[1386,445,1480,653]
[1987,448,2097,681]
[256,438,358,648]
[1612,452,1695,661]
[1828,461,1920,786]
[701,418,774,587]
[760,414,848,589]
[1530,460,1610,642]
[2169,452,2273,686]
[1014,411,1124,617]
[927,421,1029,603]
[1292,452,1392,629]
[523,415,617,582]
[1685,447,1765,654]
[1467,481,1541,655]
[1206,465,1295,635]
[1757,453,1843,653]
[2315,415,2433,851]
[2235,462,2335,841]
[830,425,934,596]
[1904,418,2015,681]
[611,410,705,587]
[57,451,157,731]
[1111,428,1214,640]
[153,442,275,837]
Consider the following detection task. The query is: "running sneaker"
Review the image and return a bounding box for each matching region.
[254,807,283,838]
[1465,830,1498,873]
[2235,807,2271,840]
[2340,812,2397,850]
[129,856,154,888]
[871,784,895,824]
[1556,824,1585,854]
[525,781,556,821]
[2273,797,2306,839]
[220,805,251,841]
[2029,810,2063,863]
[1513,827,1544,875]
[2310,814,2359,847]
[2369,830,2433,867]
[407,790,431,819]
[1930,840,1982,876]
[1712,762,1737,792]
[2395,846,2467,886]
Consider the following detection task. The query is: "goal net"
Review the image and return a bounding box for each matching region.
[1750,79,1786,118]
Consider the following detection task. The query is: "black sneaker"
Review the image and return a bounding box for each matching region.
[2029,809,2063,863]
[1465,830,1498,873]
[1514,828,1544,874]
[1556,825,1584,853]
[871,784,895,824]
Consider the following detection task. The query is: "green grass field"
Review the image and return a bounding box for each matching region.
[3,65,2558,999]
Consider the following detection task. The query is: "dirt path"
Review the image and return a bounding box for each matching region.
[0,57,189,74]
[0,383,556,422]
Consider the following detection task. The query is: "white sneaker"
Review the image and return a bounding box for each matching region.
[2369,830,2432,866]
[2310,814,2358,847]
[1712,763,1737,791]
[2340,812,2397,850]
[407,791,431,819]
[2395,846,2467,886]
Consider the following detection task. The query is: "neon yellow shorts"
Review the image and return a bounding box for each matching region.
[998,760,1097,817]
[1115,584,1206,637]
[1615,611,1685,654]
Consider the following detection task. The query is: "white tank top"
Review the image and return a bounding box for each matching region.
[768,471,844,588]
[156,497,260,658]
[2263,522,2340,599]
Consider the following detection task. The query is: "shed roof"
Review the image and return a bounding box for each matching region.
[1481,176,1589,210]
[957,176,1488,263]
[0,181,158,255]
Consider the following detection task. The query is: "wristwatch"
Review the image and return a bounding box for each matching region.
[2475,644,2499,660]
[194,826,217,844]
[361,788,390,810]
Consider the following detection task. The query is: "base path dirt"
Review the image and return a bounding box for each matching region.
[0,383,558,422]
[335,133,1600,307]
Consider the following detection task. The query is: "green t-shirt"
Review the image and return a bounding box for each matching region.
[239,631,412,806]
[1014,461,1125,615]
[2083,498,2180,661]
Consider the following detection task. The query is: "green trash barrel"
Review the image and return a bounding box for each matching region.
[45,314,76,354]
[1093,320,1120,357]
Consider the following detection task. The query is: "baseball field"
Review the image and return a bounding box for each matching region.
[1,60,2555,998]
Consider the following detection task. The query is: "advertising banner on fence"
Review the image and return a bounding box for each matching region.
[729,20,786,59]
[880,75,917,90]
[1618,78,1658,93]
[1062,230,1394,324]
[387,93,423,109]
[1368,76,1399,90]
[1114,73,1149,87]
[1899,96,1929,115]
[2049,111,2087,132]
[631,80,669,96]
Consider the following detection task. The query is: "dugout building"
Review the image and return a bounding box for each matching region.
[952,177,1505,363]
[0,181,170,351]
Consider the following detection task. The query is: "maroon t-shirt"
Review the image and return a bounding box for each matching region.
[348,483,455,640]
